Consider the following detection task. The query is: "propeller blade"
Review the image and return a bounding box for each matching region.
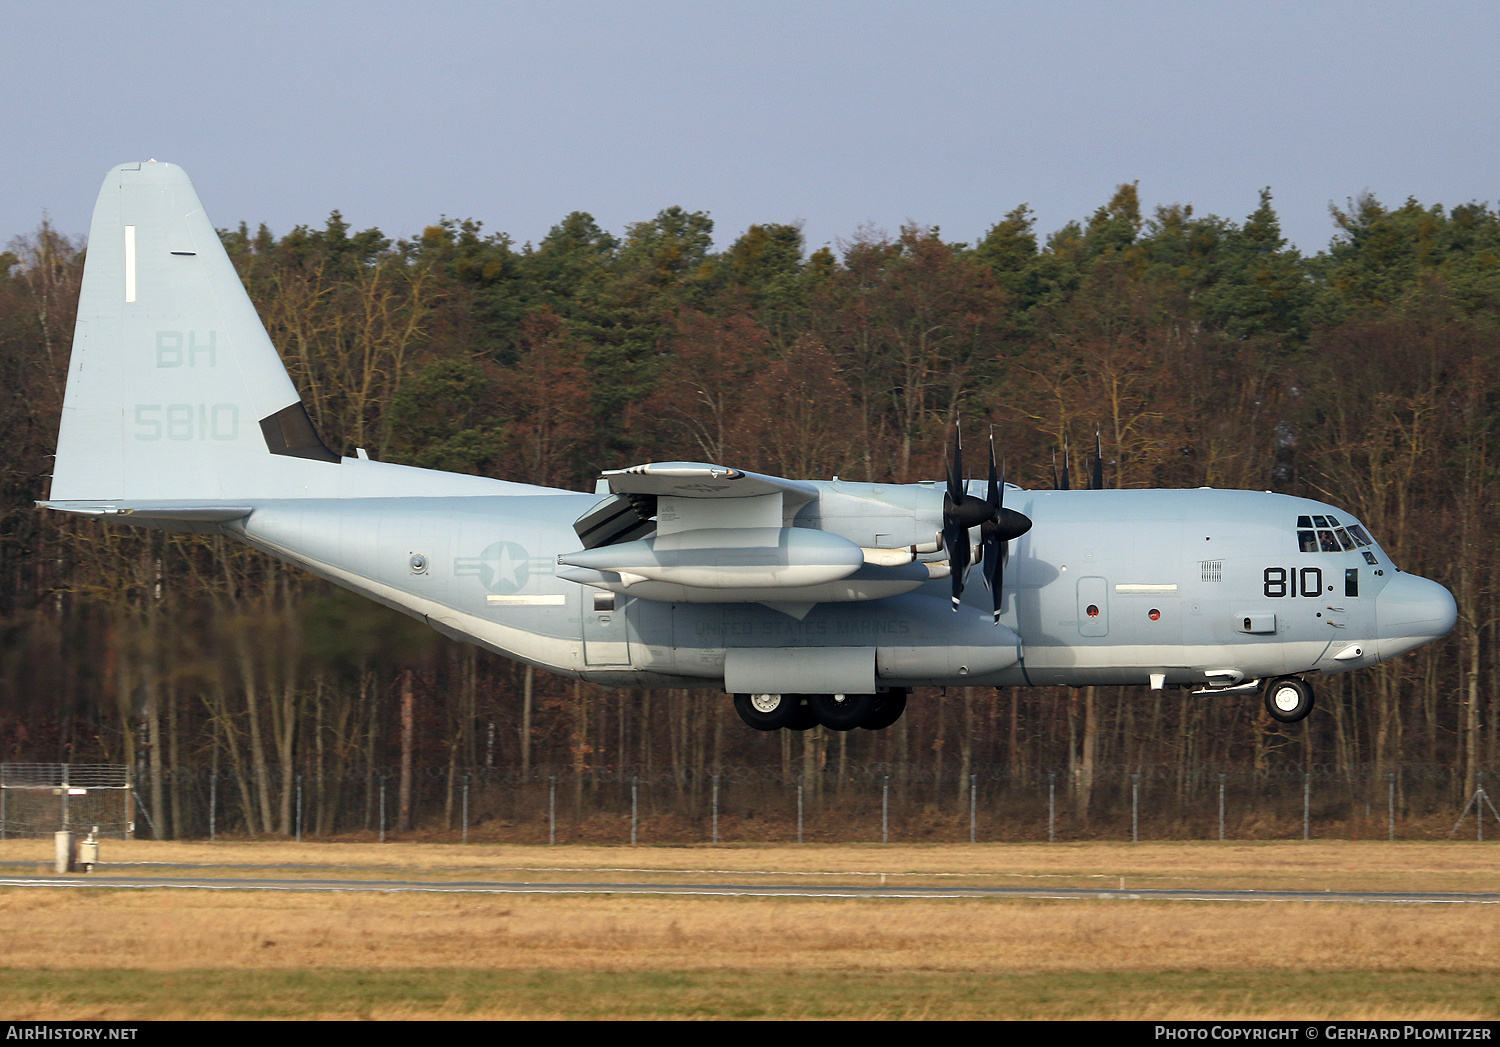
[947,420,965,505]
[986,430,1000,512]
[948,513,970,611]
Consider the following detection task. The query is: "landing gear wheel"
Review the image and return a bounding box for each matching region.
[733,693,798,731]
[785,699,819,731]
[808,693,878,731]
[1264,677,1315,723]
[861,689,908,731]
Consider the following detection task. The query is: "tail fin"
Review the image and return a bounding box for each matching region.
[50,161,339,503]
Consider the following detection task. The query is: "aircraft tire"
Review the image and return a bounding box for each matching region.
[785,700,819,731]
[808,693,878,731]
[1264,677,1315,723]
[733,693,799,731]
[861,689,909,731]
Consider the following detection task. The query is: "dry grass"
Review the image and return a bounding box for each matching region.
[3,837,1497,892]
[3,839,1499,1018]
[2,889,1499,973]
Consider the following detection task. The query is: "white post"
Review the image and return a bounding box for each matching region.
[54,831,76,874]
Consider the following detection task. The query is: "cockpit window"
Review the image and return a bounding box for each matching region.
[1297,516,1378,555]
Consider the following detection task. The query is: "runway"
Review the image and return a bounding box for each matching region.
[2,872,1497,904]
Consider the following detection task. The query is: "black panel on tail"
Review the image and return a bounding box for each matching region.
[258,402,340,463]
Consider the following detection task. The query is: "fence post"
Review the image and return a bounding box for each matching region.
[1303,772,1311,841]
[882,775,889,844]
[970,773,977,844]
[1479,771,1485,844]
[1131,773,1139,843]
[1218,773,1226,841]
[1388,771,1395,842]
[550,775,557,846]
[711,774,719,845]
[1048,773,1055,843]
[631,775,638,846]
[797,775,804,844]
[462,774,469,844]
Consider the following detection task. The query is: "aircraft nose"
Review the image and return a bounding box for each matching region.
[1375,572,1457,660]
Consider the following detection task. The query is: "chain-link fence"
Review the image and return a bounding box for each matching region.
[0,764,133,839]
[98,760,1500,844]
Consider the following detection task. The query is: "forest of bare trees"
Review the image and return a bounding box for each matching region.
[2,183,1498,841]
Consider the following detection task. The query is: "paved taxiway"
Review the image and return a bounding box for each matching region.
[1,874,1496,904]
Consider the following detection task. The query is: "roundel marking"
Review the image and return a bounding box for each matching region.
[457,541,531,595]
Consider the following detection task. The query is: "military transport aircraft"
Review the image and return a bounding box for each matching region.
[41,162,1458,733]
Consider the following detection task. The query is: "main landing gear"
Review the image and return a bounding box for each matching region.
[733,689,908,732]
[1263,676,1316,723]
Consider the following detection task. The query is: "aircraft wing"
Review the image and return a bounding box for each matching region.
[602,462,818,505]
[574,462,819,550]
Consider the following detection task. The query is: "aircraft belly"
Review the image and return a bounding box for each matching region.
[661,594,1021,690]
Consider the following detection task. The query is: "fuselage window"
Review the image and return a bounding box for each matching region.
[1298,530,1319,552]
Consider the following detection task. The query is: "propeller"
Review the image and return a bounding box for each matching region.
[1052,438,1071,491]
[1051,431,1108,491]
[943,423,1032,620]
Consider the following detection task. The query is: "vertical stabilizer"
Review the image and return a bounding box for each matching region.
[50,161,339,503]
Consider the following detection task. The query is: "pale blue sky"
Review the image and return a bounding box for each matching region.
[3,1,1496,256]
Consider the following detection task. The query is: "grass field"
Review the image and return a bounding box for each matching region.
[2,839,1498,1019]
